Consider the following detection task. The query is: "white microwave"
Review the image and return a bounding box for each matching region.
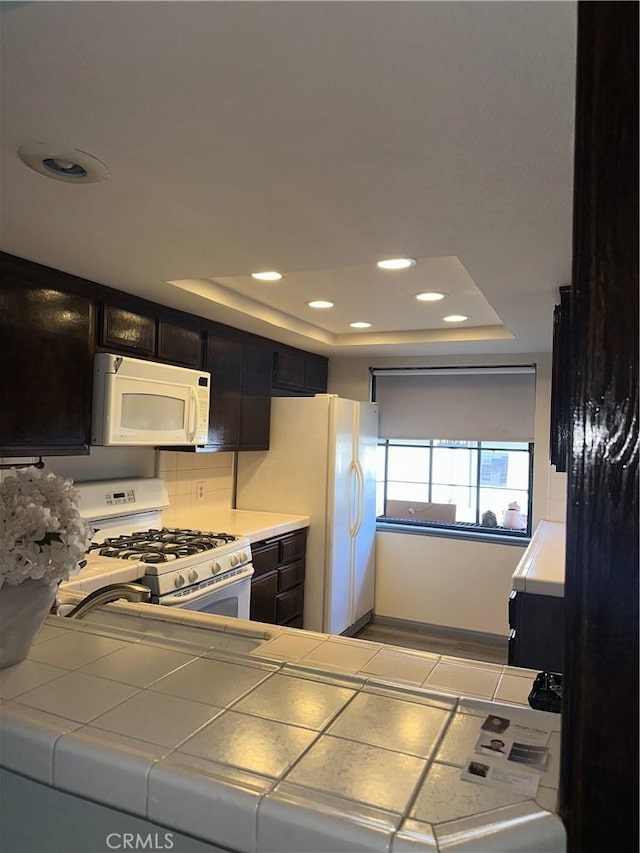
[91,354,210,446]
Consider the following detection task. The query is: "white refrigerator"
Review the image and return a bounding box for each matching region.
[236,395,379,635]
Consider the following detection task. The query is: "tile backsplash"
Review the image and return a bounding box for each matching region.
[0,450,235,521]
[157,451,234,525]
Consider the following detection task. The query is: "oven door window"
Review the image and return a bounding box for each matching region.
[162,574,252,619]
[194,595,238,618]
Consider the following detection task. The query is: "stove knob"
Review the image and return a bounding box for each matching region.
[212,561,222,575]
[240,552,248,563]
[188,569,199,583]
[174,574,186,589]
[230,554,239,567]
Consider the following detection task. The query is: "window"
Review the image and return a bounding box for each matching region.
[376,439,533,537]
[372,365,536,539]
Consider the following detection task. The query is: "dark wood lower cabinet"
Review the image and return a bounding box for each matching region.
[249,529,307,627]
[249,571,278,624]
[507,590,564,673]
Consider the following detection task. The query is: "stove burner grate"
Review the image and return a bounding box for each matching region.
[88,527,240,562]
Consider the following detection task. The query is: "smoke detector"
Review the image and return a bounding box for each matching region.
[17,143,110,184]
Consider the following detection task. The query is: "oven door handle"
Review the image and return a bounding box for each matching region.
[157,565,254,606]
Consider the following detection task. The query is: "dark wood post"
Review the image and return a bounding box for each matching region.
[559,3,639,850]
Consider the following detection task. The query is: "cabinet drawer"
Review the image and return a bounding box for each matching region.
[251,542,280,577]
[276,585,304,624]
[281,530,307,565]
[278,560,305,592]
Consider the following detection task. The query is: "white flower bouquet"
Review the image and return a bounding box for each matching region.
[0,467,93,589]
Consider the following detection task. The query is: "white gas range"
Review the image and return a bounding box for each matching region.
[76,478,254,618]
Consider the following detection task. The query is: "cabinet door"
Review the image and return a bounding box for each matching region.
[272,350,305,390]
[0,282,93,455]
[250,570,278,624]
[100,305,155,357]
[157,321,202,368]
[304,356,328,392]
[240,341,272,450]
[205,335,242,448]
[273,347,329,395]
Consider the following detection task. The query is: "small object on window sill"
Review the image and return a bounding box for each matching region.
[481,510,498,527]
[503,501,526,530]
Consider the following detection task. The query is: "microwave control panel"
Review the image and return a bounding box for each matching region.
[197,386,209,441]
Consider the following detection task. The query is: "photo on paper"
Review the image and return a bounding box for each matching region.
[474,733,509,758]
[467,761,490,779]
[460,758,540,797]
[508,742,551,771]
[480,714,511,735]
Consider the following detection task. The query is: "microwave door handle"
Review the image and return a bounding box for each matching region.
[187,387,198,442]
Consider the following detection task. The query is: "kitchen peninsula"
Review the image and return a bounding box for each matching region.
[0,601,565,852]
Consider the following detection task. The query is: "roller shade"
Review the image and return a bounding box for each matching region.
[372,366,536,441]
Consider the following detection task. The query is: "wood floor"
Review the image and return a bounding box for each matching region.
[355,619,508,665]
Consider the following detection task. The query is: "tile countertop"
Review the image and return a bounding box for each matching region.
[165,508,311,544]
[0,604,565,853]
[511,520,566,598]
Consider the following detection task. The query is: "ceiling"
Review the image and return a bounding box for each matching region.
[0,1,577,358]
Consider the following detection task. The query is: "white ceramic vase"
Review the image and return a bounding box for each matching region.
[0,578,58,669]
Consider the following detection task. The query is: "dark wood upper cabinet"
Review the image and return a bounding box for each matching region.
[0,278,94,456]
[0,251,324,456]
[100,305,203,368]
[156,320,202,368]
[304,355,329,392]
[202,333,272,452]
[99,305,155,357]
[240,341,272,450]
[272,347,328,396]
[205,335,243,449]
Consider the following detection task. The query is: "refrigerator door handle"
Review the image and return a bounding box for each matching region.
[352,458,365,537]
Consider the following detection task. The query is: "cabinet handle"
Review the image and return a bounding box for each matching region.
[508,628,517,641]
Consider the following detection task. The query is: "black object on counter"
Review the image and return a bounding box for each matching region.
[528,671,563,713]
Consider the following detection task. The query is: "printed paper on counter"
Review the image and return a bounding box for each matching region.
[480,715,550,745]
[461,759,540,797]
[475,715,551,772]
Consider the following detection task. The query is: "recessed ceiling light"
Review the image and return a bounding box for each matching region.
[443,314,469,323]
[377,258,416,270]
[251,271,283,281]
[350,321,372,328]
[17,143,109,183]
[307,300,334,309]
[416,291,446,302]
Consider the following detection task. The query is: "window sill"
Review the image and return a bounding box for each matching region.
[376,519,531,547]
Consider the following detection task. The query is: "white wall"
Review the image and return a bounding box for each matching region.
[376,531,526,635]
[328,351,567,635]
